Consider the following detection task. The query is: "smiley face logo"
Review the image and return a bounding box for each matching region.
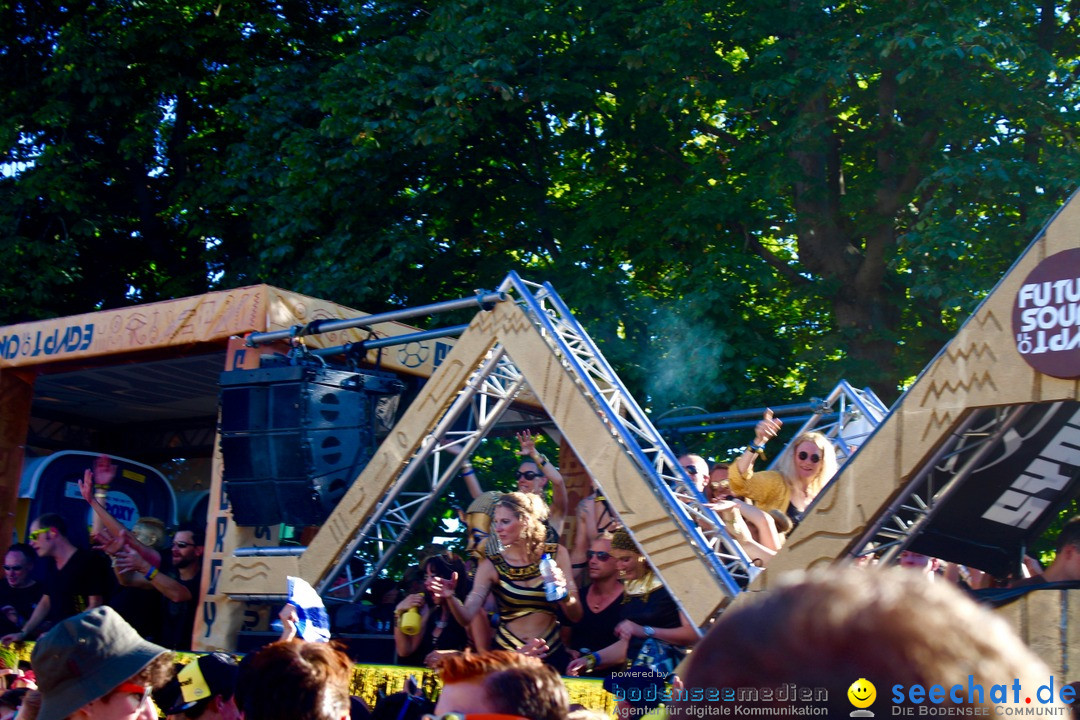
[848,678,876,709]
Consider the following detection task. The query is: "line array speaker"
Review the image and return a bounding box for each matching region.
[220,364,403,526]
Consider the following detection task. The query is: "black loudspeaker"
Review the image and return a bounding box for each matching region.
[220,364,403,526]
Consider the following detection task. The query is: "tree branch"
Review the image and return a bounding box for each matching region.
[742,228,812,287]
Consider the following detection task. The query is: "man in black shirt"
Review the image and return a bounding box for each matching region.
[1,513,108,643]
[115,524,203,650]
[0,543,43,636]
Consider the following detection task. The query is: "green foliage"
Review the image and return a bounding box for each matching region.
[1032,498,1080,567]
[4,0,1080,422]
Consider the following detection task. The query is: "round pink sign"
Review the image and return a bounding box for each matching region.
[1011,247,1080,379]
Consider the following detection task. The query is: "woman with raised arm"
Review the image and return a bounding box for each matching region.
[429,492,581,673]
[728,409,839,529]
[459,431,568,540]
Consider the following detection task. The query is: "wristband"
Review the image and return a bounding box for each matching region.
[747,442,766,454]
[584,652,599,672]
[461,468,475,477]
[145,566,159,581]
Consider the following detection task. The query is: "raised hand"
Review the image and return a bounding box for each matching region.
[78,470,96,504]
[614,619,644,640]
[113,545,150,576]
[516,430,538,457]
[426,572,458,602]
[278,603,299,641]
[91,527,129,556]
[754,408,783,445]
[566,654,589,676]
[396,592,425,614]
[515,636,549,659]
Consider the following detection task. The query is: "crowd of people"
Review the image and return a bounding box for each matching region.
[0,417,1075,720]
[0,564,1072,720]
[0,455,205,654]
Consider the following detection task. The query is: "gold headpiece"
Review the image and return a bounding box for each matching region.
[466,490,501,516]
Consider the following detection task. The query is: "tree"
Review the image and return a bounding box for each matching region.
[710,0,1080,390]
[223,0,1080,415]
[4,0,1079,420]
[0,0,350,320]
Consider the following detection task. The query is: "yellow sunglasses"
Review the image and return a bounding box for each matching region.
[28,528,49,541]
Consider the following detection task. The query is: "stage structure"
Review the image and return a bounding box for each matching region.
[216,272,766,649]
[747,190,1080,678]
[0,284,471,651]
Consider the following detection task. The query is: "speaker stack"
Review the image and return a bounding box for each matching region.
[219,364,403,526]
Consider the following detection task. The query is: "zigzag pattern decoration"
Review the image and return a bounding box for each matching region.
[919,370,999,405]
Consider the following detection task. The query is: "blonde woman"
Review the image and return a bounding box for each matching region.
[728,409,839,528]
[430,492,581,673]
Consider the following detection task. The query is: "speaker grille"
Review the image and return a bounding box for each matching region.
[219,365,402,526]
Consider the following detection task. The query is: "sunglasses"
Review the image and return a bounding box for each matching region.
[28,528,48,541]
[682,465,700,475]
[172,540,194,549]
[114,682,152,708]
[2,566,24,572]
[586,550,612,561]
[514,471,541,481]
[797,451,821,463]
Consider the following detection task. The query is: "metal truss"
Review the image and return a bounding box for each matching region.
[319,347,528,603]
[654,381,888,469]
[314,272,760,614]
[779,381,890,465]
[27,415,97,451]
[229,272,900,625]
[499,273,760,600]
[847,404,1030,563]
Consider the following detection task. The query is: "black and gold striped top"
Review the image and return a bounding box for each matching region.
[490,543,560,621]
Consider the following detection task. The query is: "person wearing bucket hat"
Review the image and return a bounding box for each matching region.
[163,653,240,720]
[30,606,173,720]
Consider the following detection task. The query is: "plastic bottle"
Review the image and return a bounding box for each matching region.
[539,553,566,602]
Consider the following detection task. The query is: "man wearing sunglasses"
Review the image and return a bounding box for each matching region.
[113,525,204,651]
[1,514,109,644]
[677,454,711,496]
[0,543,43,637]
[567,534,624,676]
